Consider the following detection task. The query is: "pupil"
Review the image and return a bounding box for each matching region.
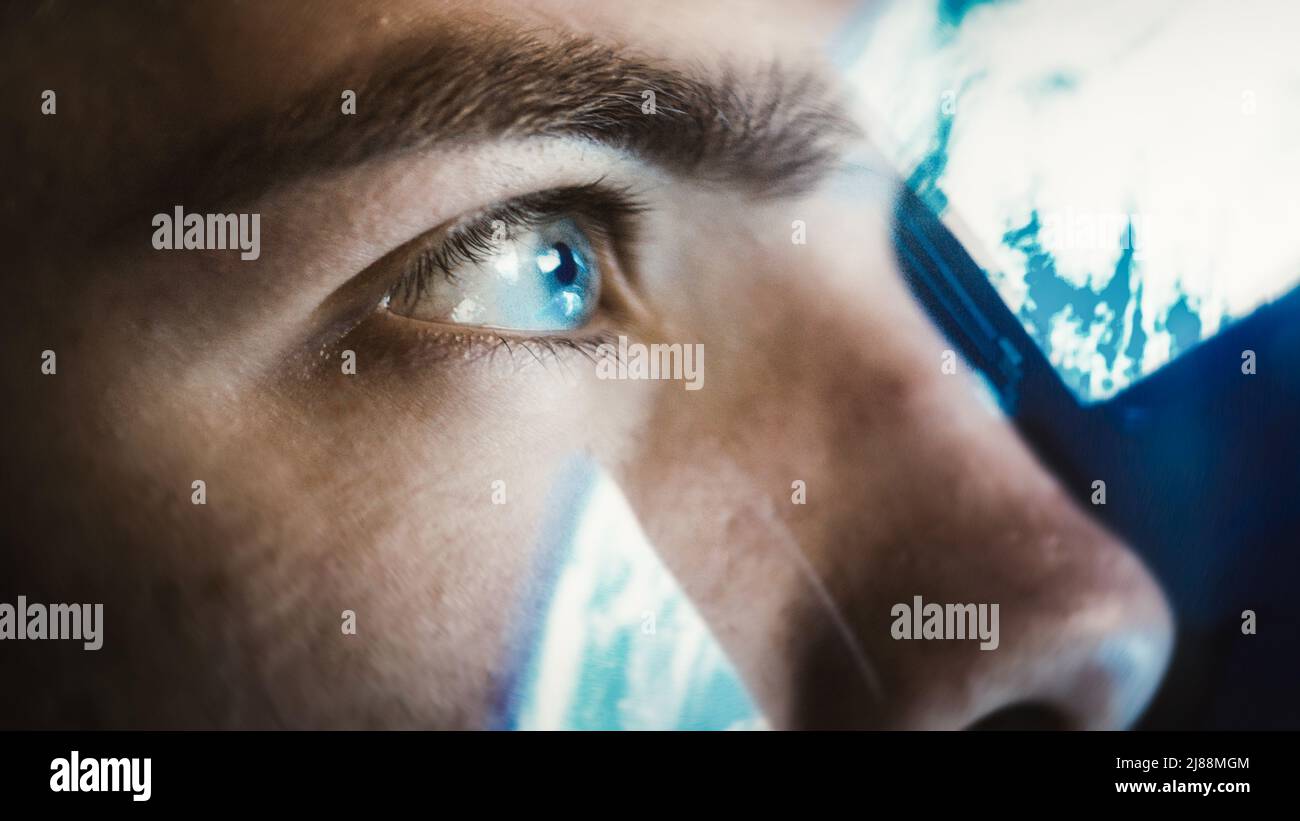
[551,242,578,286]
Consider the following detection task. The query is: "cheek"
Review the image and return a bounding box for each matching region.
[239,314,663,717]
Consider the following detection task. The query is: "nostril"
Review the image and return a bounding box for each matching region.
[967,702,1070,731]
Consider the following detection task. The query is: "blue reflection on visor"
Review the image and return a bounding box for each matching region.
[500,459,764,731]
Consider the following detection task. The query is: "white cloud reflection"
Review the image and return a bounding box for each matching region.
[846,0,1300,401]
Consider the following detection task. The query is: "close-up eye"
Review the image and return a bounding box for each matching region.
[386,184,643,333]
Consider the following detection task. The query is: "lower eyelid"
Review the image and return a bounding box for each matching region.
[336,308,623,372]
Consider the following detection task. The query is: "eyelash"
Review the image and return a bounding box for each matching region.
[483,328,621,365]
[391,181,646,302]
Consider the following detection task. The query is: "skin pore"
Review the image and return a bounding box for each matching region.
[0,0,1171,729]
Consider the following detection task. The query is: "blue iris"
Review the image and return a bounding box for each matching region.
[397,216,601,332]
[524,223,597,329]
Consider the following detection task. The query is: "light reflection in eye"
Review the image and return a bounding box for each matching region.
[389,218,601,332]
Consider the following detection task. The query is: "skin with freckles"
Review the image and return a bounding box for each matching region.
[0,0,1171,729]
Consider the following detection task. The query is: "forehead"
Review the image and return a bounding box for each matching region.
[6,0,845,245]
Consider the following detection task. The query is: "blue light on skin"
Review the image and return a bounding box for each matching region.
[498,457,767,731]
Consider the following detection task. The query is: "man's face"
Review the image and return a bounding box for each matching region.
[2,0,1171,729]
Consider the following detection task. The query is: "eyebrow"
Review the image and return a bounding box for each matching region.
[176,22,858,210]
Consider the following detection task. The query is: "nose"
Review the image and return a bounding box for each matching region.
[692,336,1175,730]
[789,501,1175,730]
[767,223,1170,729]
[624,410,1174,731]
[612,187,1172,730]
[761,201,1174,730]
